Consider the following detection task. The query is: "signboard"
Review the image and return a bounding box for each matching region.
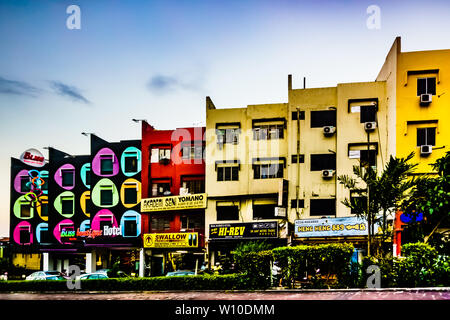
[141,193,207,212]
[143,232,198,248]
[19,148,45,167]
[295,216,378,238]
[209,222,278,240]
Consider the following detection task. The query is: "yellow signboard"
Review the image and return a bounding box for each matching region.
[141,193,207,212]
[143,233,199,248]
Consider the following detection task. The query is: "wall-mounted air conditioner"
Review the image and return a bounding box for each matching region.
[364,122,377,131]
[420,94,432,106]
[323,126,336,135]
[420,145,432,156]
[322,169,335,178]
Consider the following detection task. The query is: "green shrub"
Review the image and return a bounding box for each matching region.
[361,256,396,288]
[0,274,254,292]
[272,243,354,288]
[234,250,273,289]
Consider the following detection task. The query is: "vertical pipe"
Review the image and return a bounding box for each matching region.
[367,131,371,256]
[296,108,301,217]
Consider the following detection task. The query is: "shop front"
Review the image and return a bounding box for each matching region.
[207,221,287,271]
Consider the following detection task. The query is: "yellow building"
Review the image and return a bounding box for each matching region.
[377,37,450,173]
[12,253,41,271]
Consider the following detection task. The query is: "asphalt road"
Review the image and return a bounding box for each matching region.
[1,289,449,300]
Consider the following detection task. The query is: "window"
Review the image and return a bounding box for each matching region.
[417,127,436,146]
[216,124,240,145]
[124,186,138,204]
[360,105,376,123]
[40,202,48,218]
[253,159,284,179]
[61,197,74,215]
[100,155,114,175]
[216,202,239,221]
[360,150,377,168]
[19,226,30,244]
[40,228,50,244]
[123,219,137,236]
[253,199,277,220]
[310,154,336,171]
[417,77,436,96]
[182,144,205,160]
[85,196,92,214]
[151,216,171,231]
[151,181,171,196]
[310,110,336,128]
[310,199,336,216]
[124,152,138,173]
[292,111,305,120]
[85,168,91,187]
[181,215,203,229]
[150,147,171,163]
[290,199,305,208]
[100,188,113,206]
[61,169,75,187]
[217,166,239,181]
[181,177,205,194]
[20,176,30,193]
[20,202,31,218]
[291,154,305,164]
[253,124,284,140]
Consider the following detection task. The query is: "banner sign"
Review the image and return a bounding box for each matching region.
[209,222,278,240]
[141,193,207,212]
[19,148,45,167]
[143,233,198,248]
[294,216,377,238]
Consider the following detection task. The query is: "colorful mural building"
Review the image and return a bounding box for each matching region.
[7,37,450,273]
[140,122,206,276]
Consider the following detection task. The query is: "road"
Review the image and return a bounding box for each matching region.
[1,288,449,300]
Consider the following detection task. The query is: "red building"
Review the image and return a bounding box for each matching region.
[141,122,206,275]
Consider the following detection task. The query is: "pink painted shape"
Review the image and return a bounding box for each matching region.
[92,148,119,177]
[13,221,33,245]
[13,170,30,194]
[54,163,76,190]
[91,209,119,236]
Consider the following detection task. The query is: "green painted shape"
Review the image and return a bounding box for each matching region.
[91,178,119,208]
[53,191,76,218]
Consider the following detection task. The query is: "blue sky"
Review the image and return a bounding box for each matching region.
[1,0,450,236]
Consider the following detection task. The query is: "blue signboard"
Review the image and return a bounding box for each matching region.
[295,216,379,238]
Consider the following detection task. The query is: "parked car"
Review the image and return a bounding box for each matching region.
[95,269,130,278]
[26,271,68,281]
[43,275,66,280]
[77,273,108,280]
[166,270,196,277]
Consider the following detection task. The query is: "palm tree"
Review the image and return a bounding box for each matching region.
[338,152,417,256]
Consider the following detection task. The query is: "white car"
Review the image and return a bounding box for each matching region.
[26,271,66,280]
[76,273,108,280]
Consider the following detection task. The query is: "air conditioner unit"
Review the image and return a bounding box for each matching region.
[420,145,432,156]
[179,187,189,195]
[274,207,287,217]
[323,126,336,135]
[364,122,377,131]
[322,169,335,178]
[420,94,432,106]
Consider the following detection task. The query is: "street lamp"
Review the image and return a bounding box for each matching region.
[132,119,147,123]
[81,132,95,137]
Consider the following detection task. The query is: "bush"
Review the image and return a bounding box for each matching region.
[234,250,273,289]
[272,243,354,288]
[0,274,255,292]
[361,255,395,288]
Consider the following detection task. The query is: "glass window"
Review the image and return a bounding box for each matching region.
[151,182,171,196]
[310,199,336,216]
[159,149,171,161]
[100,189,113,206]
[85,196,91,214]
[61,169,74,187]
[124,187,137,204]
[85,168,91,187]
[310,110,336,128]
[181,215,203,229]
[40,228,50,243]
[417,127,436,146]
[310,154,336,171]
[151,216,171,231]
[217,205,239,221]
[253,163,283,179]
[181,178,205,194]
[124,219,137,236]
[217,128,240,144]
[360,105,376,123]
[100,155,114,174]
[253,124,284,140]
[20,203,31,218]
[253,204,276,219]
[417,77,436,96]
[19,227,30,244]
[61,198,74,215]
[217,166,239,181]
[124,154,138,173]
[20,176,30,193]
[40,202,48,217]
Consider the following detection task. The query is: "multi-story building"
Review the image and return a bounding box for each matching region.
[86,134,143,275]
[140,122,206,276]
[377,37,450,253]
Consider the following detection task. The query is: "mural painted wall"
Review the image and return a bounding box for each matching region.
[47,148,91,248]
[86,135,142,246]
[10,157,49,251]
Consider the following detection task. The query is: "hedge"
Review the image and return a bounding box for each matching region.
[0,274,255,292]
[234,250,273,289]
[272,243,354,288]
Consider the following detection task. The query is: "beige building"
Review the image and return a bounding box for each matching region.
[205,76,389,264]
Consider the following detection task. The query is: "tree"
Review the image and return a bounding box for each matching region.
[402,151,450,245]
[338,153,417,256]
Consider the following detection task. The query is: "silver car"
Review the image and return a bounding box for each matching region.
[26,271,66,280]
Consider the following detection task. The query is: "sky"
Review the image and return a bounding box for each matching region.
[1,0,450,237]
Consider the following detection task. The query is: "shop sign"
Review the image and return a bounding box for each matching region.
[294,216,378,238]
[143,232,199,248]
[19,148,46,167]
[103,226,122,236]
[76,229,103,239]
[141,193,207,212]
[209,222,278,240]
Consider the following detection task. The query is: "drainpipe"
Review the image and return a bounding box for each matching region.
[296,108,301,218]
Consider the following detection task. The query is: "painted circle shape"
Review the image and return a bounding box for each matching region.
[13,221,33,245]
[120,147,142,177]
[91,178,119,208]
[53,191,76,218]
[120,210,141,237]
[92,148,119,177]
[54,163,76,190]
